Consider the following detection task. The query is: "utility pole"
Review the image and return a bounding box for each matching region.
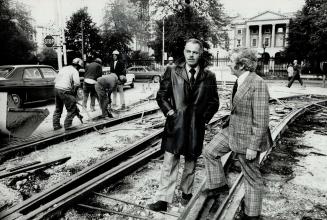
[162,17,165,69]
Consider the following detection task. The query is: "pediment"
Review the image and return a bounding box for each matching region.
[249,11,287,21]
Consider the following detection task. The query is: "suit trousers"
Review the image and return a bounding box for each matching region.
[112,84,125,106]
[203,128,264,216]
[156,151,196,203]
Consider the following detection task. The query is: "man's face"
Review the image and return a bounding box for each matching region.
[228,53,243,77]
[293,60,297,65]
[113,55,118,61]
[184,42,201,67]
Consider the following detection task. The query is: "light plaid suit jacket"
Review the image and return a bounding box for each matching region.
[228,72,272,154]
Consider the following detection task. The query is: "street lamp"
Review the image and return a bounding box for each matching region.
[162,17,165,69]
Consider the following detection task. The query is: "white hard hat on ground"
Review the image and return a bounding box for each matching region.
[72,58,83,67]
[112,50,119,55]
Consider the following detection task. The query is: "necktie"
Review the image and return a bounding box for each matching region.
[190,68,196,85]
[232,80,238,101]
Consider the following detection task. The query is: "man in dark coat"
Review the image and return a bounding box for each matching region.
[83,58,103,111]
[148,38,220,211]
[110,50,126,109]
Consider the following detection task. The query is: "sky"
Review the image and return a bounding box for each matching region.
[20,0,306,26]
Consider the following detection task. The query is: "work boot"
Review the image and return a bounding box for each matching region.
[121,104,126,110]
[106,110,114,118]
[148,201,168,212]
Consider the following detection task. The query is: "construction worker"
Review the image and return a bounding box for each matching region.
[110,50,127,109]
[53,58,83,130]
[83,58,103,111]
[94,74,118,118]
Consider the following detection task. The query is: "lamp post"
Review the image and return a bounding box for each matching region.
[162,17,165,69]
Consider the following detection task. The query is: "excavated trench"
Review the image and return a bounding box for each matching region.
[261,109,327,219]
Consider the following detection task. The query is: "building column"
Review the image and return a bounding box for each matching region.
[271,24,276,48]
[246,25,250,47]
[285,24,289,47]
[258,25,262,48]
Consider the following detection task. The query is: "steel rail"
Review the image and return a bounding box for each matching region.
[0,114,228,220]
[0,107,160,157]
[213,99,327,220]
[0,129,163,220]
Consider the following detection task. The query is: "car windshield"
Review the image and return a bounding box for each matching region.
[0,67,14,78]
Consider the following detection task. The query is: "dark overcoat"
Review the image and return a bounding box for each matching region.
[156,62,219,159]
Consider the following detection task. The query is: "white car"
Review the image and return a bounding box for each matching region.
[102,67,135,88]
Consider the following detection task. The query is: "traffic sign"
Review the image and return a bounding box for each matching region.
[44,35,55,47]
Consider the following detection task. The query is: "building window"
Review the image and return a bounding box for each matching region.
[264,37,270,47]
[252,39,257,47]
[237,29,242,35]
[251,29,258,34]
[264,29,271,34]
[237,39,241,47]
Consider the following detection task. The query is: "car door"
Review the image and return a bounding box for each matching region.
[23,67,47,102]
[39,67,57,100]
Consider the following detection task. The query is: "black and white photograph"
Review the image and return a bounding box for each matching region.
[0,0,327,219]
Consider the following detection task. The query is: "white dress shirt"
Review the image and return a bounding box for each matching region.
[185,64,200,80]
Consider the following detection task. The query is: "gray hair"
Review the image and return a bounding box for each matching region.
[230,47,258,72]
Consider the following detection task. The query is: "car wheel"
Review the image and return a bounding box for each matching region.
[153,75,160,83]
[8,93,22,108]
[76,88,84,101]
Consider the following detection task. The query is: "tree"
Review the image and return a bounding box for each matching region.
[149,0,229,62]
[101,0,141,64]
[286,0,327,65]
[0,0,36,65]
[37,47,58,69]
[65,7,102,63]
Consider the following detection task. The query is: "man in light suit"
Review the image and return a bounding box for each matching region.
[203,48,272,219]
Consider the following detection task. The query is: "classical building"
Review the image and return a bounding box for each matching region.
[230,11,294,58]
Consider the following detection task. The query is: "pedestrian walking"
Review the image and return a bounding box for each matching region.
[82,58,103,111]
[202,48,272,220]
[110,50,127,109]
[53,58,84,130]
[94,74,118,118]
[287,63,294,81]
[148,38,220,211]
[287,59,304,88]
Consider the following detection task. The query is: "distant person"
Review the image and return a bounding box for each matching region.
[287,63,294,81]
[95,74,118,118]
[287,59,304,88]
[83,58,103,111]
[53,58,84,130]
[110,50,127,109]
[148,38,219,211]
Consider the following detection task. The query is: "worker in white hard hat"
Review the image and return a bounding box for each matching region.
[53,58,83,130]
[110,50,127,109]
[164,56,175,72]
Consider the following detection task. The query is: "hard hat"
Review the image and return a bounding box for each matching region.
[72,58,83,67]
[168,57,174,61]
[112,50,119,55]
[94,58,102,64]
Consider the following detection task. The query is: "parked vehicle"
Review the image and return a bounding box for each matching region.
[126,66,162,82]
[102,67,135,88]
[0,65,57,107]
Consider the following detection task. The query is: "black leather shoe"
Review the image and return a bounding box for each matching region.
[181,193,193,205]
[148,200,168,212]
[202,184,229,198]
